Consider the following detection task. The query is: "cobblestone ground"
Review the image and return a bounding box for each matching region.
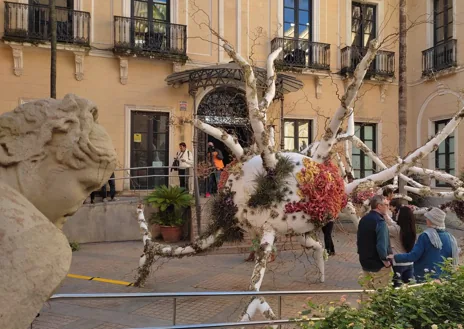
[30,223,367,329]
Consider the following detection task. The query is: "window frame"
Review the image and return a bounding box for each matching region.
[131,0,170,22]
[283,0,312,40]
[434,119,455,187]
[433,0,453,46]
[352,123,377,178]
[283,118,312,152]
[351,1,377,48]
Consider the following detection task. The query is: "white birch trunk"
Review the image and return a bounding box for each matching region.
[407,166,463,188]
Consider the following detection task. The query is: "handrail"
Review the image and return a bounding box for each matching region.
[51,289,373,299]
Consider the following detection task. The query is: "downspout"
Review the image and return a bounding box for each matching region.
[280,96,285,150]
[192,92,202,238]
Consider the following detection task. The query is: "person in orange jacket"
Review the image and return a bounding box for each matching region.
[206,142,224,197]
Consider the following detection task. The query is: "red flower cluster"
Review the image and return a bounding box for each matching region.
[218,160,238,191]
[351,189,376,205]
[284,160,347,226]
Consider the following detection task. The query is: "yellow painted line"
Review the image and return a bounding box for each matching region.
[67,274,134,287]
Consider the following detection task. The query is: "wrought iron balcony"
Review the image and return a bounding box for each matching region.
[271,37,330,71]
[114,16,187,61]
[341,46,395,78]
[3,1,90,45]
[422,39,457,76]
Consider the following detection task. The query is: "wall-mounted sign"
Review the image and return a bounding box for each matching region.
[179,101,187,111]
[133,133,142,143]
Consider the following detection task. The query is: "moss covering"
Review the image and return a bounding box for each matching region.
[247,156,295,210]
[203,187,244,242]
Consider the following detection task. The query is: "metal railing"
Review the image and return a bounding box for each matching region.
[271,37,331,70]
[114,16,187,59]
[51,289,370,328]
[3,1,90,45]
[422,39,457,76]
[341,46,395,77]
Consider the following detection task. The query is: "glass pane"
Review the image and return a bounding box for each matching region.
[438,154,446,169]
[436,0,444,13]
[299,138,309,151]
[355,125,362,138]
[436,27,444,43]
[352,155,361,169]
[354,170,361,179]
[298,122,309,138]
[153,3,167,21]
[447,23,453,39]
[352,146,361,155]
[285,137,295,151]
[285,0,295,8]
[134,0,148,18]
[450,169,455,176]
[284,22,294,38]
[449,137,454,151]
[352,5,361,20]
[364,170,374,177]
[56,0,68,7]
[299,10,309,26]
[438,141,446,153]
[365,7,374,20]
[364,125,373,139]
[450,153,455,170]
[299,25,310,38]
[300,0,309,10]
[285,8,295,23]
[134,114,148,132]
[364,140,374,150]
[284,121,295,136]
[365,158,373,170]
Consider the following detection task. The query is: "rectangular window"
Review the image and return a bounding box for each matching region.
[352,123,377,178]
[435,119,455,187]
[283,0,312,40]
[283,119,312,152]
[434,0,453,46]
[351,2,376,48]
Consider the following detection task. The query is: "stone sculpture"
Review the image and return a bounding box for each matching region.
[0,94,116,329]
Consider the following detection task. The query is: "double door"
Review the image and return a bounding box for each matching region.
[130,111,170,190]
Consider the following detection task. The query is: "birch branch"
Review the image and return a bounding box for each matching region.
[193,119,244,159]
[259,47,282,111]
[405,186,464,200]
[407,166,464,188]
[345,105,464,194]
[312,40,379,163]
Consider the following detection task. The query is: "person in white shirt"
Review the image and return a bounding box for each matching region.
[175,142,193,191]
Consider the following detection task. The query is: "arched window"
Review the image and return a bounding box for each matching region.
[197,88,248,126]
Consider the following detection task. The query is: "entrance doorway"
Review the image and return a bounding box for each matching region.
[130,111,170,190]
[197,87,252,194]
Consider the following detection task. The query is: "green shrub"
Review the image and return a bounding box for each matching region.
[297,261,464,329]
[145,185,193,227]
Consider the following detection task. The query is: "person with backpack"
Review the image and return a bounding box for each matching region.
[206,142,224,197]
[175,142,193,191]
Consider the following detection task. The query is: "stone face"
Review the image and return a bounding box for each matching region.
[0,182,72,329]
[0,94,117,328]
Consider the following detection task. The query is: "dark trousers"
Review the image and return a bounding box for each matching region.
[179,168,189,190]
[207,170,222,194]
[90,173,115,202]
[392,264,414,287]
[322,221,335,254]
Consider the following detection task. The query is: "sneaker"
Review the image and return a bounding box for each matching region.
[205,193,211,198]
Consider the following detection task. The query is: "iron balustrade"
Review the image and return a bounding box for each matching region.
[3,1,90,45]
[422,39,458,76]
[271,37,330,70]
[114,16,187,59]
[341,46,395,78]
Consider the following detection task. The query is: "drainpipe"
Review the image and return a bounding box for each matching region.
[280,95,285,150]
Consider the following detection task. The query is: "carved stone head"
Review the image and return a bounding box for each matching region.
[0,94,117,228]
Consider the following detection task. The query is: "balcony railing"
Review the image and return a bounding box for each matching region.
[422,39,457,76]
[271,37,330,71]
[114,16,187,60]
[3,1,90,45]
[341,46,395,78]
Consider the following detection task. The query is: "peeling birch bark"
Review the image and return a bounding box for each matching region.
[407,166,464,188]
[336,153,347,179]
[134,205,224,287]
[298,233,325,282]
[312,40,379,163]
[239,226,277,327]
[345,106,464,194]
[194,119,244,159]
[405,186,464,200]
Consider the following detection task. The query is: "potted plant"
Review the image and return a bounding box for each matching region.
[145,185,193,243]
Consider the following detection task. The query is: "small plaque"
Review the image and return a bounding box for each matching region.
[134,133,142,143]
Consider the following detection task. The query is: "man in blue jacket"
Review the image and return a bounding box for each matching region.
[357,195,393,289]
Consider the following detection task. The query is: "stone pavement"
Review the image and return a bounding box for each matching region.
[31,223,364,329]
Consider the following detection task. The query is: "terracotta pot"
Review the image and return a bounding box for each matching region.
[149,223,161,239]
[160,226,183,243]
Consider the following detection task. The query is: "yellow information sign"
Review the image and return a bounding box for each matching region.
[134,133,142,143]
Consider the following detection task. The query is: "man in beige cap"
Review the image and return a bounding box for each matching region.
[392,207,459,282]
